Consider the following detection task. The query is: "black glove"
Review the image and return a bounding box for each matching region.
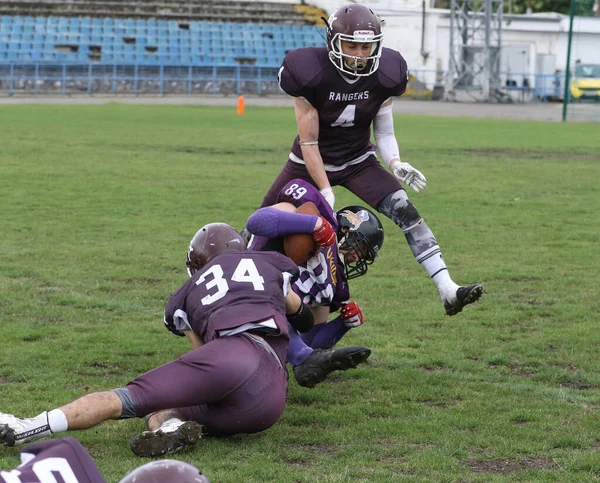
[286,303,314,333]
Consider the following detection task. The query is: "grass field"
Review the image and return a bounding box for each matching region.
[1,104,599,482]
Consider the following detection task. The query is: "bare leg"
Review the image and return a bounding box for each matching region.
[59,391,123,430]
[0,391,123,446]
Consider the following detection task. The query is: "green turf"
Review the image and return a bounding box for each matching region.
[1,104,599,482]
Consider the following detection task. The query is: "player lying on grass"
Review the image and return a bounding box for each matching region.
[247,178,385,388]
[1,223,313,459]
[0,436,210,483]
[119,196,376,457]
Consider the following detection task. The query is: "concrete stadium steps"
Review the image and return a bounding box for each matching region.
[0,1,313,24]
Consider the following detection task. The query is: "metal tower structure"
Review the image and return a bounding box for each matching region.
[445,0,504,102]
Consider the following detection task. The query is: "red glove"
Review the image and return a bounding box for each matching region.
[340,301,364,328]
[312,217,336,248]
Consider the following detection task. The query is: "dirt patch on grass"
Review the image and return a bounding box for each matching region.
[420,398,461,408]
[117,278,164,286]
[419,362,453,372]
[460,149,600,161]
[510,418,532,425]
[0,374,27,383]
[487,361,537,377]
[557,380,595,390]
[283,442,337,457]
[544,362,578,371]
[282,442,337,466]
[22,334,43,342]
[469,455,558,474]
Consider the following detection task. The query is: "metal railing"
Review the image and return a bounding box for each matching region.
[0,62,575,102]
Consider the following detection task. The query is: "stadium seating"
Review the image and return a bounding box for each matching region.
[0,14,326,67]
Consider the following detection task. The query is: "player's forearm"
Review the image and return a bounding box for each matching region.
[301,146,331,190]
[285,290,302,314]
[295,98,330,191]
[184,330,203,350]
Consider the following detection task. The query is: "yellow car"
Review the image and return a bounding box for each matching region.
[570,63,600,100]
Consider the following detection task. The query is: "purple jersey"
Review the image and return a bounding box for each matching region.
[1,437,106,483]
[164,251,299,343]
[249,180,350,311]
[294,243,349,312]
[276,179,337,228]
[278,46,408,165]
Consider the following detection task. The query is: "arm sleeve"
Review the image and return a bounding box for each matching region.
[373,102,400,166]
[246,208,318,238]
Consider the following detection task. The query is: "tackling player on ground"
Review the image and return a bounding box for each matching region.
[0,223,313,458]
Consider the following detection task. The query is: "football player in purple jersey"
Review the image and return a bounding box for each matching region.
[0,437,210,483]
[247,179,384,388]
[263,3,483,316]
[0,223,313,459]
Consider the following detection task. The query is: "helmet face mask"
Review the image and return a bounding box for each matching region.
[336,206,384,280]
[326,4,383,77]
[338,231,377,279]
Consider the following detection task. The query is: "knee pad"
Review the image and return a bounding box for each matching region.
[113,387,137,419]
[378,190,423,233]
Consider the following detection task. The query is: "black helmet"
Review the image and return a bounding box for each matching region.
[186,223,246,276]
[336,205,384,280]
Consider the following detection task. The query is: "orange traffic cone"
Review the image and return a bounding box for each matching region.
[237,96,245,115]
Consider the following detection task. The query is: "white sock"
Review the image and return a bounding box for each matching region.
[418,246,459,301]
[47,409,68,433]
[160,417,183,428]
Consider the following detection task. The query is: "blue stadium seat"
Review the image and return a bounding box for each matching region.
[0,15,324,68]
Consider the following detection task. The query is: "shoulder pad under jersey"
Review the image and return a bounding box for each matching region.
[279,47,330,99]
[376,48,409,96]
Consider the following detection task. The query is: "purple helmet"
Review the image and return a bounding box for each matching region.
[326,4,383,77]
[118,459,210,483]
[186,223,246,276]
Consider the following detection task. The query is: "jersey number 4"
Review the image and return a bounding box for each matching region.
[195,259,265,305]
[331,104,356,128]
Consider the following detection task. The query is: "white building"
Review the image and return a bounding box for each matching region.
[267,0,600,96]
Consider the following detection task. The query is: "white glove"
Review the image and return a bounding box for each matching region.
[389,160,427,193]
[319,187,335,210]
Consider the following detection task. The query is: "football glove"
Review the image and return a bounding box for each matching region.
[340,301,364,328]
[313,217,336,248]
[389,160,427,193]
[319,187,335,210]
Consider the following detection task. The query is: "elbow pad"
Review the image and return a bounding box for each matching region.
[286,302,315,333]
[373,103,400,166]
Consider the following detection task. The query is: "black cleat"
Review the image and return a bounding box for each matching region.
[293,346,371,388]
[444,283,483,316]
[130,420,203,458]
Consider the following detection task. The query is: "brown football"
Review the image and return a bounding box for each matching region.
[283,201,320,265]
